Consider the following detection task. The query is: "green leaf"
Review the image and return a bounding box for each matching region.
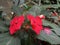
[42,20,59,29]
[40,10,51,17]
[44,20,60,36]
[25,5,41,16]
[0,20,9,31]
[37,20,60,44]
[0,33,21,45]
[24,4,28,9]
[12,6,24,15]
[37,30,60,44]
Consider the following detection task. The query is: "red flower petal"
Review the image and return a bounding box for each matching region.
[27,14,34,20]
[27,15,43,35]
[9,24,17,35]
[32,25,43,35]
[9,15,24,35]
[35,16,43,25]
[10,16,18,25]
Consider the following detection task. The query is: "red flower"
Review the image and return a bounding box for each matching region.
[27,14,43,35]
[27,14,34,20]
[9,15,24,35]
[35,16,43,26]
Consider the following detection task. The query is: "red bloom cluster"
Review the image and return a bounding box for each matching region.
[9,14,43,35]
[27,14,43,34]
[9,15,24,35]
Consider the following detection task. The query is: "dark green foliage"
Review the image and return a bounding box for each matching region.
[0,11,3,18]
